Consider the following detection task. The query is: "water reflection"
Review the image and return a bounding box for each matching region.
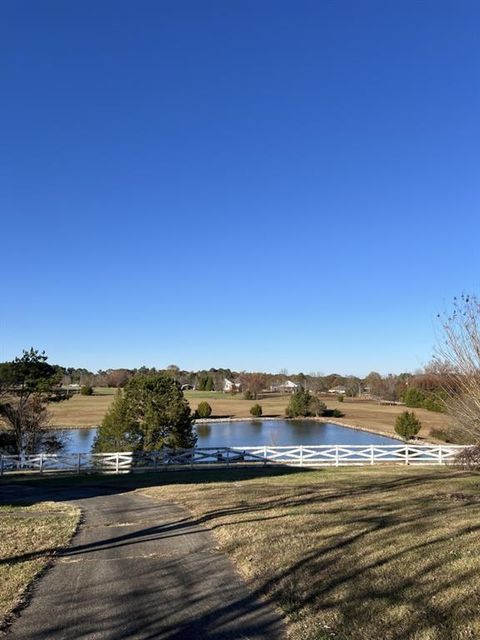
[195,424,212,438]
[49,420,399,454]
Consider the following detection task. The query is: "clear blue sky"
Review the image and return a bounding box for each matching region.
[1,0,479,375]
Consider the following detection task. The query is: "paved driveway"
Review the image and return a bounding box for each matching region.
[2,484,285,639]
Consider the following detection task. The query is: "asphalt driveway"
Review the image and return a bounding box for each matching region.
[1,483,285,639]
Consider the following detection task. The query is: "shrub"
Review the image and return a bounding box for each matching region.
[196,401,212,418]
[250,403,262,417]
[80,385,93,396]
[331,408,344,418]
[337,395,344,402]
[422,393,446,413]
[453,445,480,470]
[403,387,425,408]
[395,411,422,441]
[243,390,253,400]
[429,427,451,443]
[286,390,313,417]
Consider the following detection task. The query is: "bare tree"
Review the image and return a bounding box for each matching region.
[436,294,480,443]
[105,369,133,388]
[239,373,266,400]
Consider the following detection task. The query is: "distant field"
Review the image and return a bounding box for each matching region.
[46,389,453,441]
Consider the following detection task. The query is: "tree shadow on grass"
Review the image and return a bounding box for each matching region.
[2,467,480,639]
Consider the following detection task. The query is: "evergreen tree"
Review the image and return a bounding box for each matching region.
[286,389,313,417]
[395,411,422,441]
[93,391,139,452]
[94,373,196,452]
[196,401,212,418]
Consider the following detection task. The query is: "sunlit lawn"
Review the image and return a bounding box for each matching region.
[0,502,79,628]
[141,466,480,640]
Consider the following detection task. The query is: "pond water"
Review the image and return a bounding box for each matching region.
[52,420,399,453]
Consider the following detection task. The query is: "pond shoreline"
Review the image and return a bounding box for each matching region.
[195,416,406,443]
[44,416,405,443]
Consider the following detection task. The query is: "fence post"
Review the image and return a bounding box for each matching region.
[335,446,339,467]
[115,452,120,475]
[39,453,44,474]
[405,445,409,465]
[370,445,374,465]
[300,445,303,466]
[439,446,443,465]
[264,445,267,466]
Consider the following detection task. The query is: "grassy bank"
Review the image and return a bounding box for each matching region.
[0,502,80,628]
[140,466,480,640]
[45,389,452,441]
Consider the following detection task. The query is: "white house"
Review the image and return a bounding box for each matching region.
[223,378,241,393]
[271,380,299,393]
[328,386,346,395]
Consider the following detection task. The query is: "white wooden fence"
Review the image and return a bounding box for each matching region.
[0,444,468,475]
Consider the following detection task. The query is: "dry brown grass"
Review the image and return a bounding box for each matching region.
[141,467,480,640]
[0,502,79,628]
[46,389,452,441]
[47,390,117,427]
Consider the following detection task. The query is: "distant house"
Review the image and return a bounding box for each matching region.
[328,386,346,395]
[271,380,299,393]
[223,378,241,393]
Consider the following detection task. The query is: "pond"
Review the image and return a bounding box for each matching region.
[52,420,399,453]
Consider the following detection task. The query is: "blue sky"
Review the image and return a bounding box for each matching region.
[1,0,479,375]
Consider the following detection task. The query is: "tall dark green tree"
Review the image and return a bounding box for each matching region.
[92,391,137,452]
[0,348,62,454]
[94,373,197,452]
[395,411,422,441]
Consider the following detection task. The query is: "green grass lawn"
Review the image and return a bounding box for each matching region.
[0,502,80,629]
[183,390,226,399]
[138,466,480,640]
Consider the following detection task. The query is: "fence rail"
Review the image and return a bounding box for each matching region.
[0,444,468,475]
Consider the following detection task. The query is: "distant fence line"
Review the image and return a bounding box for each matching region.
[0,444,468,475]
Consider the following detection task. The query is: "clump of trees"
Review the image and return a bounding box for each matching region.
[403,385,446,413]
[196,401,212,418]
[196,374,215,391]
[0,349,64,455]
[286,390,326,418]
[250,404,262,417]
[94,373,197,452]
[395,411,422,441]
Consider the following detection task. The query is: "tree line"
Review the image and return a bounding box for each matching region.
[61,364,449,406]
[3,293,480,456]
